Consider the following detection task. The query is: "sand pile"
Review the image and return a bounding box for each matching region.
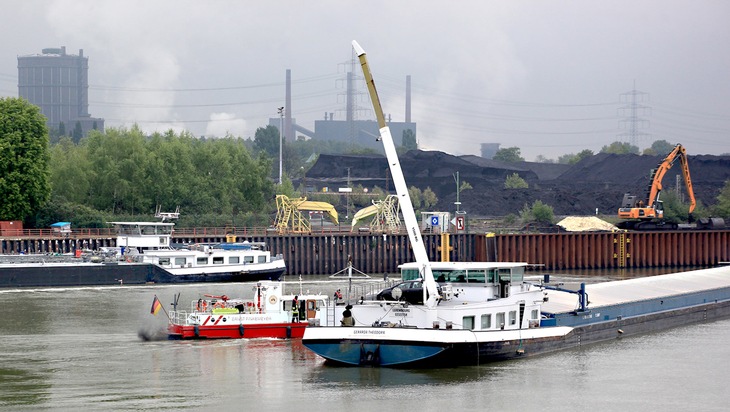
[556,216,619,232]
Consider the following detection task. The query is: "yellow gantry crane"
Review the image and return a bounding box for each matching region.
[350,195,401,234]
[274,195,339,234]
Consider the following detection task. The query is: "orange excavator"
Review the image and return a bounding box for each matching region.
[617,143,696,230]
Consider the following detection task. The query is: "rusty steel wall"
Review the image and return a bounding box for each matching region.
[256,233,476,275]
[2,230,727,273]
[173,232,476,275]
[496,231,730,270]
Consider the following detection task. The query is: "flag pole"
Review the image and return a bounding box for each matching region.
[151,295,171,320]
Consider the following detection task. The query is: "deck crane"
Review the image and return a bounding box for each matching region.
[617,143,696,230]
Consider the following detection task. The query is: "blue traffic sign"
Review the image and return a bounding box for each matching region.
[430,216,439,226]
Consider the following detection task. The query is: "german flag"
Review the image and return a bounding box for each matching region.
[150,295,163,315]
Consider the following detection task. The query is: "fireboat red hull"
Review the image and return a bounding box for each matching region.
[168,322,309,339]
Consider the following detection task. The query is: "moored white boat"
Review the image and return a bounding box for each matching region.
[0,212,286,288]
[108,212,287,283]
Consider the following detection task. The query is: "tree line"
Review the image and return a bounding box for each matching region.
[2,96,728,229]
[1,97,420,229]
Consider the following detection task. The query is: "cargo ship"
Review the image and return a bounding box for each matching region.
[300,41,730,367]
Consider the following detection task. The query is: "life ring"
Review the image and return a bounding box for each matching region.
[269,295,278,305]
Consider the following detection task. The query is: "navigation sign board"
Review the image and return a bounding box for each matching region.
[456,216,465,231]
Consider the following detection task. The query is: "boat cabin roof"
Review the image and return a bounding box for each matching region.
[398,261,528,270]
[108,221,175,227]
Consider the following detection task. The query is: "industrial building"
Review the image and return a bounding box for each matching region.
[17,46,104,137]
[269,70,416,152]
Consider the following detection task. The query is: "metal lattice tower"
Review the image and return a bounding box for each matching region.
[618,83,651,147]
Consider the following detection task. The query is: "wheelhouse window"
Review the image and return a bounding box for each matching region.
[496,312,506,329]
[401,268,420,281]
[486,269,497,283]
[213,257,224,265]
[244,256,254,264]
[229,256,240,264]
[467,270,486,283]
[462,316,475,330]
[158,257,171,266]
[451,270,467,282]
[433,270,449,282]
[531,309,539,320]
[498,268,512,283]
[481,314,492,329]
[509,311,517,326]
[258,256,267,263]
[197,257,208,265]
[174,257,186,266]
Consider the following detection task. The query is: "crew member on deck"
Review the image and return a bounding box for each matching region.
[341,304,354,327]
[292,296,299,323]
[334,289,343,304]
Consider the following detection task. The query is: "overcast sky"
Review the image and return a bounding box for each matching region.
[1,1,729,160]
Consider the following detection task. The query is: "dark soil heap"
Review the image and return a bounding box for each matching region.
[304,150,730,217]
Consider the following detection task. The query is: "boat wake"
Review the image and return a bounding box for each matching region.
[137,323,168,341]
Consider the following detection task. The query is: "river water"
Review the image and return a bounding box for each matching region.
[1,272,728,411]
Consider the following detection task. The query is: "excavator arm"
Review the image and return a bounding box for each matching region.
[645,144,695,214]
[617,143,696,228]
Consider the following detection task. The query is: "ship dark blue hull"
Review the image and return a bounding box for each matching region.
[306,298,730,368]
[0,262,285,288]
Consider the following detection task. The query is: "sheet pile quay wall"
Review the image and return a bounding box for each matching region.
[1,230,728,274]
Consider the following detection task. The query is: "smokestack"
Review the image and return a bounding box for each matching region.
[285,69,292,141]
[405,75,411,123]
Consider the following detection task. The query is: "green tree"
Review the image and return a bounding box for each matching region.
[422,187,438,209]
[532,200,554,223]
[72,121,83,143]
[504,173,528,189]
[0,97,51,221]
[558,149,593,165]
[660,190,707,223]
[600,141,640,155]
[253,125,280,158]
[519,200,554,224]
[402,129,417,150]
[408,186,422,210]
[58,121,66,136]
[713,179,730,218]
[493,147,524,162]
[534,155,554,163]
[49,136,91,204]
[575,149,594,163]
[651,140,675,156]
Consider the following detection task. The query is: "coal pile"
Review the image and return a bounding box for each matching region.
[304,150,730,217]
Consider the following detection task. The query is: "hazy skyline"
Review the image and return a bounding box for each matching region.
[1,1,729,160]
